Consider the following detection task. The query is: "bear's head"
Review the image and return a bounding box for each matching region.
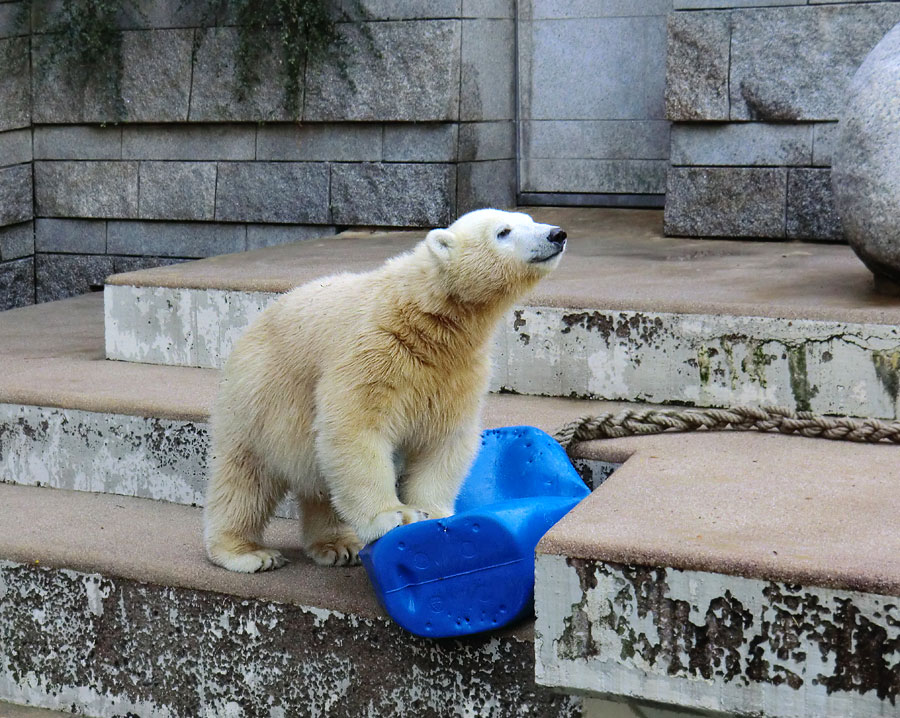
[422,209,567,305]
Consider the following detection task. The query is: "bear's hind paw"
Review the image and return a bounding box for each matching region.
[212,547,289,573]
[306,536,364,566]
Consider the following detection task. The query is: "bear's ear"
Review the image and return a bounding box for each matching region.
[425,228,455,263]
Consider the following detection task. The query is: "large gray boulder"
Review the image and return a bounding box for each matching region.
[833,22,900,283]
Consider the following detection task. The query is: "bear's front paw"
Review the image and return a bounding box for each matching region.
[357,506,430,544]
[418,506,454,520]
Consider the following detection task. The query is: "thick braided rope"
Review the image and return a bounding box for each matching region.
[553,405,900,452]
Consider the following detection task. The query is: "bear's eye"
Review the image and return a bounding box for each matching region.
[497,227,512,239]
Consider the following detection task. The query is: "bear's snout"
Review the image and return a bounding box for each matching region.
[548,228,567,246]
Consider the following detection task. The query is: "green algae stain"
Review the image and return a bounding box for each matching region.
[697,346,712,385]
[720,338,738,390]
[741,341,776,390]
[872,350,900,403]
[787,345,816,412]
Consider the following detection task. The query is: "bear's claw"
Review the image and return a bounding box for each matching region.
[357,507,430,544]
[306,536,364,566]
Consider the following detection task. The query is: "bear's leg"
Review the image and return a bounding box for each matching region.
[317,428,429,544]
[300,496,364,566]
[204,445,289,573]
[402,426,481,518]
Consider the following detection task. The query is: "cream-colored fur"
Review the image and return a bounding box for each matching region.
[203,209,566,572]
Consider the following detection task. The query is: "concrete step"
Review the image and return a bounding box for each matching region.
[6,292,900,718]
[535,430,900,718]
[0,293,620,511]
[0,483,579,718]
[0,702,83,718]
[104,207,900,419]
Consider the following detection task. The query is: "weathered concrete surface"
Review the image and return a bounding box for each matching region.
[0,701,79,717]
[107,285,900,418]
[536,428,900,715]
[105,285,278,369]
[3,294,603,429]
[544,430,900,597]
[499,305,900,417]
[535,555,900,718]
[0,486,579,718]
[104,209,900,418]
[0,403,208,506]
[0,560,578,718]
[1,292,607,509]
[108,208,900,324]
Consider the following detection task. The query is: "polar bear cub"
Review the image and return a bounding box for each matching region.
[204,209,567,573]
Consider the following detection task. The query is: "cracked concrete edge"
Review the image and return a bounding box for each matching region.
[0,402,294,519]
[106,284,900,419]
[0,560,579,718]
[99,207,900,327]
[2,294,607,431]
[546,430,900,599]
[0,701,79,718]
[534,554,900,718]
[0,396,608,519]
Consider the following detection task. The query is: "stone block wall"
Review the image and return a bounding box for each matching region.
[1,0,517,307]
[0,1,33,310]
[517,0,671,206]
[664,0,900,240]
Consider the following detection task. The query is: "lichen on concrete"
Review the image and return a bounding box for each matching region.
[0,403,208,504]
[0,403,302,519]
[499,306,900,420]
[535,554,900,718]
[0,561,580,718]
[105,287,900,419]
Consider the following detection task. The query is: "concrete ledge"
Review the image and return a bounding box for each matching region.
[0,402,208,505]
[107,281,900,418]
[535,555,899,718]
[541,431,900,595]
[534,429,900,717]
[0,485,578,717]
[0,293,608,511]
[0,702,77,718]
[104,209,900,418]
[0,294,217,421]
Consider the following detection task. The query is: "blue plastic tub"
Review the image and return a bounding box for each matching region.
[360,426,590,638]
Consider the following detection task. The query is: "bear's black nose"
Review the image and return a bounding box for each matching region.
[548,228,567,245]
